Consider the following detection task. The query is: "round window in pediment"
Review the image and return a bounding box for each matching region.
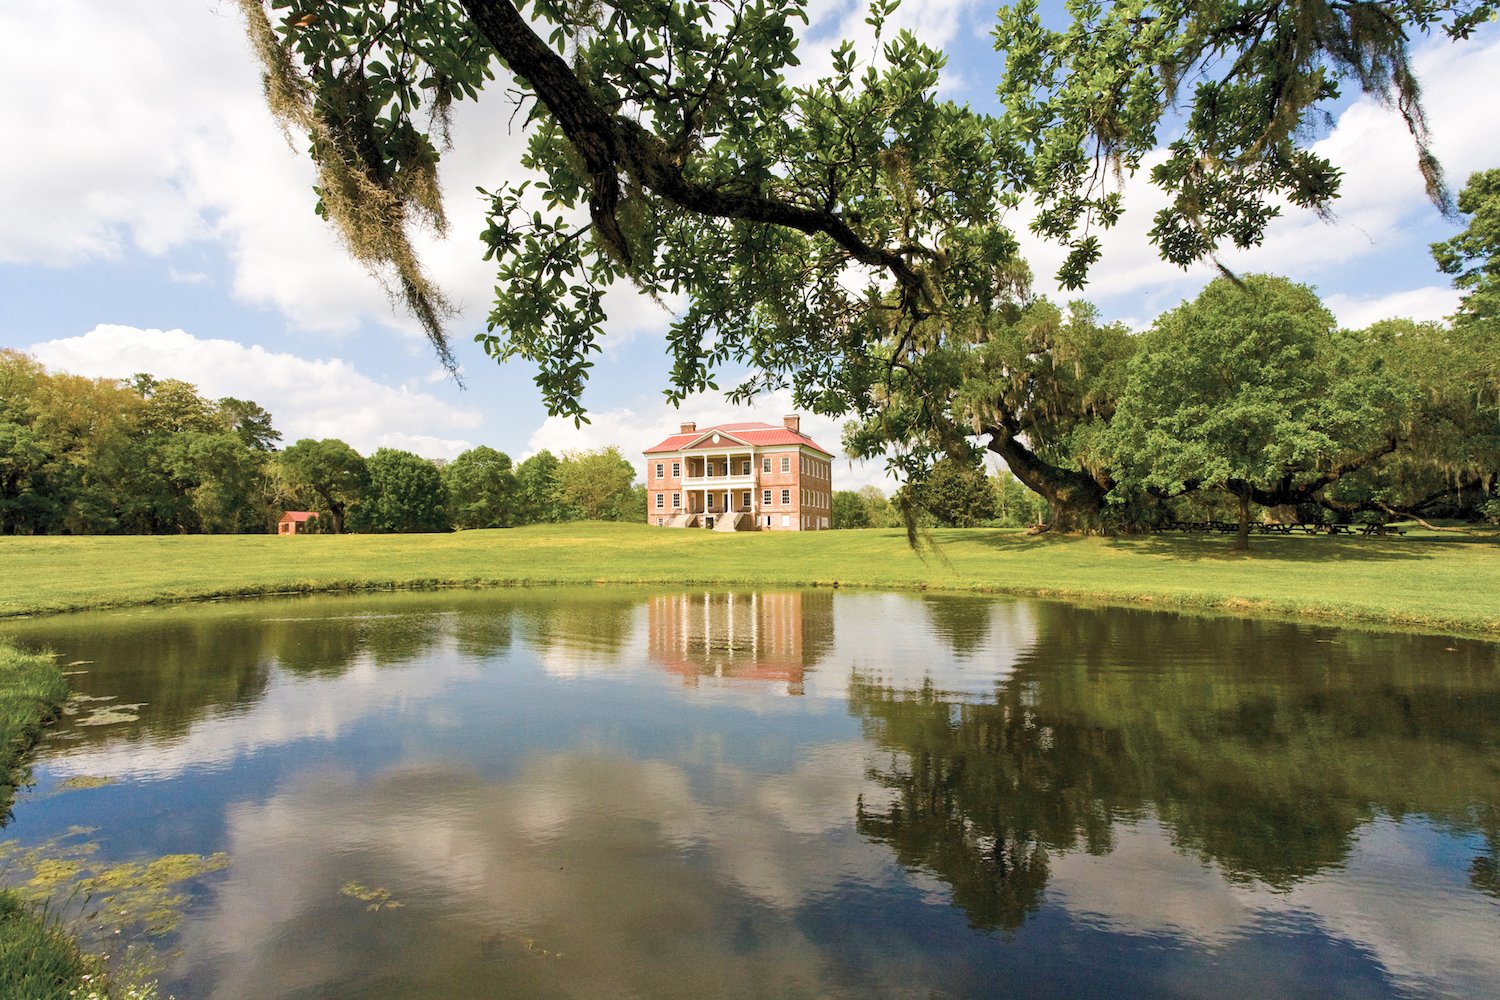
[712,433,720,444]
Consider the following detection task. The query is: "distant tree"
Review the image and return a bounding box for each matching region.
[216,397,282,451]
[443,445,518,529]
[29,366,141,534]
[857,485,898,529]
[603,482,648,522]
[514,450,571,524]
[556,447,636,521]
[356,448,449,532]
[1109,276,1412,549]
[130,375,223,435]
[0,418,51,534]
[162,431,271,533]
[991,469,1047,527]
[831,490,869,529]
[279,439,369,533]
[909,456,997,528]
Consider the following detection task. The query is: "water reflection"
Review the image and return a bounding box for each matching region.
[3,591,1498,999]
[851,607,1500,921]
[648,591,834,694]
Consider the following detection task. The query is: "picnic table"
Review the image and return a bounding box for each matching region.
[1153,519,1403,536]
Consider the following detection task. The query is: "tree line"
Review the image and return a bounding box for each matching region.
[0,352,643,535]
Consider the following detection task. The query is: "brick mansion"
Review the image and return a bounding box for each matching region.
[643,415,833,531]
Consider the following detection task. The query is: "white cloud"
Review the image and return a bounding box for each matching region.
[166,268,209,285]
[1325,285,1462,329]
[28,325,481,459]
[0,1,539,344]
[523,388,898,492]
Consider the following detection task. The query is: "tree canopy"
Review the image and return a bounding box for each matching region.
[278,438,370,533]
[1108,275,1412,546]
[555,446,638,520]
[444,445,519,528]
[235,0,1496,453]
[356,447,451,532]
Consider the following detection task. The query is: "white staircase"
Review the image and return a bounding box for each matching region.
[713,511,747,532]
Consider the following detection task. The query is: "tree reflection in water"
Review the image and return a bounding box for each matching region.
[851,603,1500,929]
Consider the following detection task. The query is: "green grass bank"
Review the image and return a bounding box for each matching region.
[0,641,110,1000]
[2,522,1497,635]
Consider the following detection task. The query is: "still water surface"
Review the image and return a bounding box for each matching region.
[4,589,1499,999]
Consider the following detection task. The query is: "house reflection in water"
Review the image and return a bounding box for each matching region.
[647,591,834,695]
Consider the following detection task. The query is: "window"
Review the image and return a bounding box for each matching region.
[655,493,664,509]
[707,493,715,509]
[762,489,772,506]
[781,489,790,506]
[655,463,664,480]
[672,493,680,508]
[780,514,789,527]
[657,518,664,526]
[762,457,771,473]
[671,462,680,478]
[742,491,752,508]
[781,456,790,473]
[741,460,751,475]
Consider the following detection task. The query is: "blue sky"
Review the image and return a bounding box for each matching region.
[2,1,1496,490]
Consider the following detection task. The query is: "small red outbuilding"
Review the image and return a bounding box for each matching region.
[278,511,319,536]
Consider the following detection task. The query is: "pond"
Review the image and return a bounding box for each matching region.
[3,589,1498,999]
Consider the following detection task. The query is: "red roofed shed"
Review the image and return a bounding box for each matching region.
[278,511,319,536]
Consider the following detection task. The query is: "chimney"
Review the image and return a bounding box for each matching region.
[680,421,697,434]
[783,414,801,434]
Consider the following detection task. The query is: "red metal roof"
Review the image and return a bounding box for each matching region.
[644,421,833,456]
[278,511,319,522]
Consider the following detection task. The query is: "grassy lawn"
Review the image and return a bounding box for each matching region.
[1,522,1496,635]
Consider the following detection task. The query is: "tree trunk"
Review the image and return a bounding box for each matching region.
[984,434,1109,532]
[1234,492,1251,551]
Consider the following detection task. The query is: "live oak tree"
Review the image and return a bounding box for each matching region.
[235,0,1496,471]
[443,444,520,528]
[278,438,370,533]
[843,298,1134,530]
[1106,276,1412,548]
[357,447,451,531]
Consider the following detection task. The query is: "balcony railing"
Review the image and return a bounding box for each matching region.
[682,472,755,487]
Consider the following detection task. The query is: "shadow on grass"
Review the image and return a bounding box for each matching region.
[950,528,1471,563]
